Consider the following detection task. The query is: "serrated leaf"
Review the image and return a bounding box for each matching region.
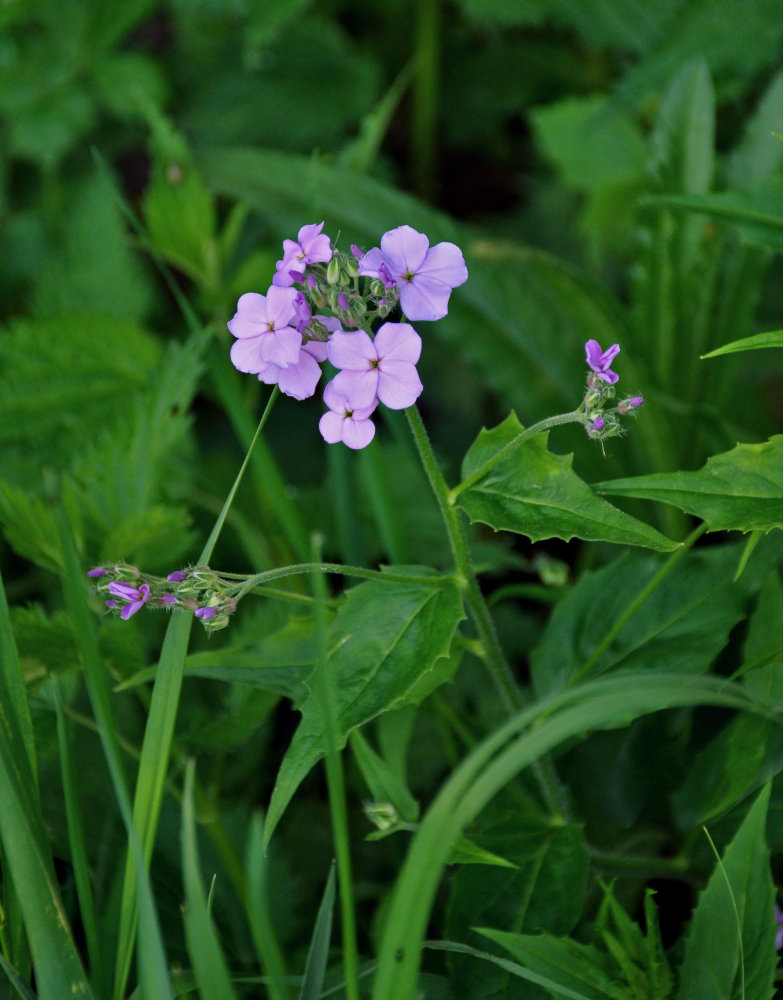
[0,313,160,456]
[265,572,464,842]
[100,504,194,571]
[595,436,783,533]
[457,414,675,550]
[0,479,62,572]
[676,784,776,1000]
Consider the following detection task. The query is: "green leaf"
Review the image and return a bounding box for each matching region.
[0,479,63,573]
[701,329,783,358]
[427,939,599,1000]
[298,866,336,1000]
[675,784,776,1000]
[182,761,238,1000]
[458,414,676,550]
[446,813,589,999]
[595,436,783,533]
[646,180,783,252]
[726,69,783,188]
[0,568,93,1000]
[265,571,464,843]
[476,928,631,1000]
[530,542,761,697]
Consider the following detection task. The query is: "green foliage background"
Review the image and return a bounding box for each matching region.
[3,0,783,998]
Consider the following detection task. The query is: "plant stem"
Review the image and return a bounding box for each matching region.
[310,547,360,1000]
[449,410,583,502]
[405,406,571,822]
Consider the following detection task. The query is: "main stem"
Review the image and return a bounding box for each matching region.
[405,406,570,821]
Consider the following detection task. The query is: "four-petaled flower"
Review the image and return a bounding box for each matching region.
[327,322,423,410]
[273,222,333,287]
[106,581,151,620]
[319,382,378,450]
[585,340,620,384]
[359,225,467,321]
[228,287,302,372]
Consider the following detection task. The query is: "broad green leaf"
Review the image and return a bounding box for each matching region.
[702,329,783,358]
[446,813,589,1000]
[676,784,776,1000]
[265,571,464,842]
[457,414,675,550]
[595,436,783,533]
[530,542,767,697]
[648,58,714,197]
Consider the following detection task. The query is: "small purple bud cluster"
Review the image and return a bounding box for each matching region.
[86,564,238,632]
[581,339,644,442]
[228,223,468,449]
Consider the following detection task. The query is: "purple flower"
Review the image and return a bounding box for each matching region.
[319,382,378,450]
[228,287,302,372]
[167,570,186,582]
[776,905,783,950]
[273,222,333,287]
[592,416,605,432]
[358,225,467,321]
[87,566,106,578]
[195,606,216,621]
[327,322,423,410]
[585,340,620,384]
[106,581,151,620]
[257,340,329,400]
[293,291,312,331]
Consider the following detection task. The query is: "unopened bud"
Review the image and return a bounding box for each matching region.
[326,257,341,285]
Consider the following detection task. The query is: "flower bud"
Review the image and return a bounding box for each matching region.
[364,801,401,832]
[326,257,341,285]
[617,395,644,414]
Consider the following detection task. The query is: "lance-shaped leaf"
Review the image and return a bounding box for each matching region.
[595,436,783,533]
[265,570,464,842]
[676,783,776,1000]
[457,414,676,550]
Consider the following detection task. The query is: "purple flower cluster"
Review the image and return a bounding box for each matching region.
[581,340,644,442]
[227,223,467,449]
[87,564,237,631]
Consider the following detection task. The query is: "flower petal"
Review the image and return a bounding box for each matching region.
[342,415,376,449]
[230,336,265,373]
[259,327,302,367]
[381,225,429,275]
[265,285,298,328]
[418,241,468,288]
[398,277,452,321]
[329,368,378,409]
[377,360,423,409]
[319,410,344,444]
[328,329,376,370]
[374,322,421,364]
[275,350,323,399]
[356,246,385,280]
